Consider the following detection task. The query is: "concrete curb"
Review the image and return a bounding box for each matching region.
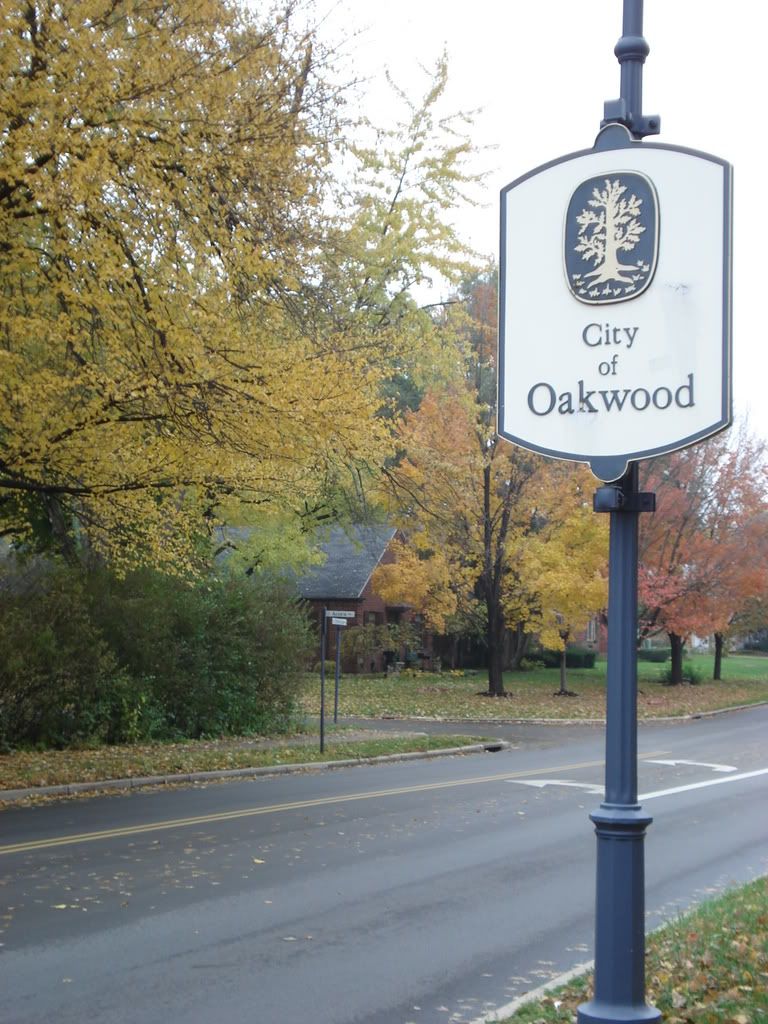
[467,960,594,1023]
[0,741,510,803]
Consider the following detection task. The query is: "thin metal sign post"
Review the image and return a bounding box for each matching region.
[325,611,353,726]
[579,4,660,1021]
[319,607,327,753]
[333,623,342,724]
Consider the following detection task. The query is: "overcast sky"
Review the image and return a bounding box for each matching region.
[311,0,765,444]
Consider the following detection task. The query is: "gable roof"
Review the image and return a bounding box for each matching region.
[296,524,396,601]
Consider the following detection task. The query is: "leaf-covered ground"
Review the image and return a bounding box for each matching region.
[4,655,765,797]
[501,875,768,1023]
[299,658,768,722]
[0,732,484,795]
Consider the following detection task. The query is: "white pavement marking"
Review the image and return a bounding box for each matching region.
[639,767,768,801]
[507,768,768,804]
[646,759,737,773]
[510,780,605,795]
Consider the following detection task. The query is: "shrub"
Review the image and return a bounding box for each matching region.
[742,629,768,652]
[0,558,313,748]
[0,560,121,747]
[89,568,312,738]
[638,648,671,663]
[518,656,545,670]
[659,660,704,685]
[542,646,596,669]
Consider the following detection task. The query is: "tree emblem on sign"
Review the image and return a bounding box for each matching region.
[564,172,658,304]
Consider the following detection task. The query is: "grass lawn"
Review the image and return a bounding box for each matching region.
[299,654,768,722]
[499,875,768,1023]
[0,732,487,795]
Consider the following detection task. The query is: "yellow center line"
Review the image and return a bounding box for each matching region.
[0,751,669,856]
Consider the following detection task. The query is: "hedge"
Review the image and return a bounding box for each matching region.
[541,647,596,669]
[637,648,671,663]
[0,560,312,748]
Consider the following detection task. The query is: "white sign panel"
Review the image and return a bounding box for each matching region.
[326,610,355,618]
[331,617,348,627]
[498,125,732,481]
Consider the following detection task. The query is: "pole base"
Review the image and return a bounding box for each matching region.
[578,998,661,1023]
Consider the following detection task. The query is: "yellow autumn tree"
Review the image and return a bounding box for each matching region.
[521,465,608,695]
[372,537,459,635]
[0,3,481,574]
[0,0,387,570]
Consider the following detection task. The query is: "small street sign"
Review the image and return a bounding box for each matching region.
[325,610,355,618]
[331,617,348,627]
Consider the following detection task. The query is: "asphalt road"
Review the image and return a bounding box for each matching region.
[1,707,766,1024]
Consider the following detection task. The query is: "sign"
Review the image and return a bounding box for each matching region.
[498,124,732,482]
[325,610,355,618]
[331,617,348,627]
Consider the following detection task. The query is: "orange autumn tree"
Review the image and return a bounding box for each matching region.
[638,426,768,682]
[376,260,608,697]
[376,380,609,696]
[376,385,545,696]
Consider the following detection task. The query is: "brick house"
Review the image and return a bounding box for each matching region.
[297,524,433,673]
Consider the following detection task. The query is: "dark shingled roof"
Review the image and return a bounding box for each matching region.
[296,525,396,600]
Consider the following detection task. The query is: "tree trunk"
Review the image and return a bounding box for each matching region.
[555,630,576,696]
[482,459,506,697]
[486,610,506,695]
[44,494,79,564]
[668,632,685,685]
[559,648,568,695]
[713,633,724,680]
[508,623,530,671]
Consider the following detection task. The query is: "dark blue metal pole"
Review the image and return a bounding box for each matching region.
[579,467,659,1024]
[578,6,662,1018]
[602,0,660,139]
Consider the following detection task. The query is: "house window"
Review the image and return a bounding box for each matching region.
[365,611,378,626]
[585,617,598,643]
